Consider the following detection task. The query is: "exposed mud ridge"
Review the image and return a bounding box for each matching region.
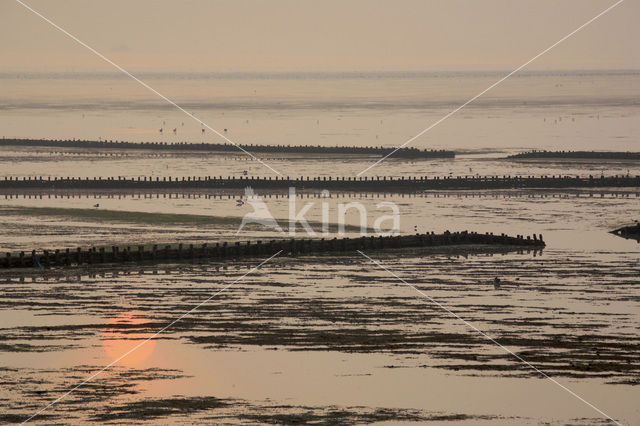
[0,363,509,424]
[4,395,507,424]
[508,150,640,160]
[90,397,508,423]
[0,366,186,423]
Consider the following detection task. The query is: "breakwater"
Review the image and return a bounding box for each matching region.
[1,174,639,191]
[508,150,640,160]
[0,138,455,159]
[2,231,544,269]
[3,190,637,200]
[610,223,640,242]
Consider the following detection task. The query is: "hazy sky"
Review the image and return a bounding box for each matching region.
[1,0,638,72]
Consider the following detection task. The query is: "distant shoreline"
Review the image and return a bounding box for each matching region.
[2,69,639,80]
[507,150,640,160]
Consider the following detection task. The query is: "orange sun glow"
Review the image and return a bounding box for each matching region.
[102,310,156,366]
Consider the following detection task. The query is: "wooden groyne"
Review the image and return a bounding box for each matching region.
[0,138,455,159]
[507,150,640,160]
[1,175,639,192]
[610,223,640,241]
[1,231,544,269]
[3,190,637,200]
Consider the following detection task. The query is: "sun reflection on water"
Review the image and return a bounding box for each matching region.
[102,310,156,366]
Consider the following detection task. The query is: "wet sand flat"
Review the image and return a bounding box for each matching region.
[1,70,640,424]
[1,240,639,423]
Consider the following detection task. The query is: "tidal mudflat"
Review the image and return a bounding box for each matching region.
[1,64,640,424]
[1,246,639,424]
[1,183,639,424]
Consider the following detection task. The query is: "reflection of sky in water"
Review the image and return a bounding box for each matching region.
[1,188,639,253]
[1,149,640,179]
[0,71,638,154]
[1,246,639,423]
[1,71,639,424]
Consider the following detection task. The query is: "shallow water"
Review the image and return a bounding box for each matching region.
[1,71,639,160]
[1,245,639,424]
[1,71,639,424]
[1,186,639,424]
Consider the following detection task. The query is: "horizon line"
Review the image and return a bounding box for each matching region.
[1,67,640,78]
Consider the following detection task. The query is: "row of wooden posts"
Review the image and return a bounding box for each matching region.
[2,191,638,200]
[2,231,544,269]
[1,174,639,191]
[508,150,640,160]
[0,138,455,158]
